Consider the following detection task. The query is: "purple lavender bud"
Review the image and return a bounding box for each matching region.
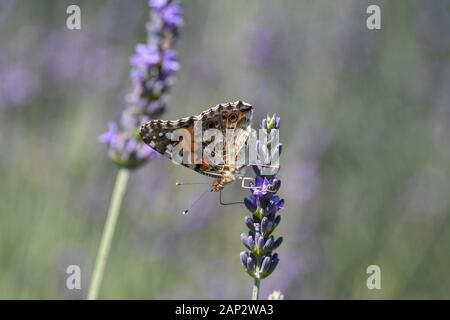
[240,233,254,251]
[264,114,272,129]
[244,195,257,213]
[149,0,168,9]
[274,117,281,129]
[244,216,255,232]
[161,1,184,28]
[124,138,138,156]
[263,236,274,253]
[272,237,283,251]
[260,256,271,274]
[146,99,166,116]
[240,233,247,242]
[270,179,281,192]
[267,195,284,214]
[131,44,160,69]
[246,256,255,272]
[266,254,279,275]
[247,236,255,250]
[262,118,268,129]
[265,221,274,235]
[240,251,249,268]
[261,217,270,235]
[99,122,119,146]
[275,198,285,213]
[267,212,277,223]
[273,215,281,227]
[162,50,180,73]
[261,255,279,279]
[256,233,264,252]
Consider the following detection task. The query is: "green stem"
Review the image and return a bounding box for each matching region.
[88,168,130,300]
[252,278,261,300]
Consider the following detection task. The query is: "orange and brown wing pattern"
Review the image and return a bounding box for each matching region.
[139,100,253,188]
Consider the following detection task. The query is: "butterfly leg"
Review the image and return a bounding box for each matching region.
[211,170,236,192]
[240,177,254,189]
[219,190,244,206]
[211,179,224,192]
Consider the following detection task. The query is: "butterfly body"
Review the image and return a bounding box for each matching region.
[140,100,253,191]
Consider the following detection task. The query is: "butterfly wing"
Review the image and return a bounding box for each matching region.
[223,111,252,173]
[140,118,194,159]
[139,100,253,184]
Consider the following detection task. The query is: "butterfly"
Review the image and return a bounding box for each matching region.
[139,100,253,192]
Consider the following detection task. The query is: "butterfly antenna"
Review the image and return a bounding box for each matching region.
[219,190,244,206]
[176,182,210,186]
[179,186,210,215]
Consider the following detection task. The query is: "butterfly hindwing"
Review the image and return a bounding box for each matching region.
[140,118,194,157]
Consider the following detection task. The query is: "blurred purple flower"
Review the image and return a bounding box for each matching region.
[162,50,180,73]
[1,67,38,106]
[149,0,168,10]
[131,44,160,70]
[99,122,159,167]
[98,122,120,146]
[100,0,182,169]
[161,2,184,28]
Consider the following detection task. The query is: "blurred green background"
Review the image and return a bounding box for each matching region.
[1,0,450,299]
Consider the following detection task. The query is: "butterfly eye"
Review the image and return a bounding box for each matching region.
[228,113,238,122]
[207,122,215,129]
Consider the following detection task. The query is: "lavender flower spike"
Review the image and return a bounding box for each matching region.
[240,114,284,300]
[89,1,183,300]
[99,0,183,169]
